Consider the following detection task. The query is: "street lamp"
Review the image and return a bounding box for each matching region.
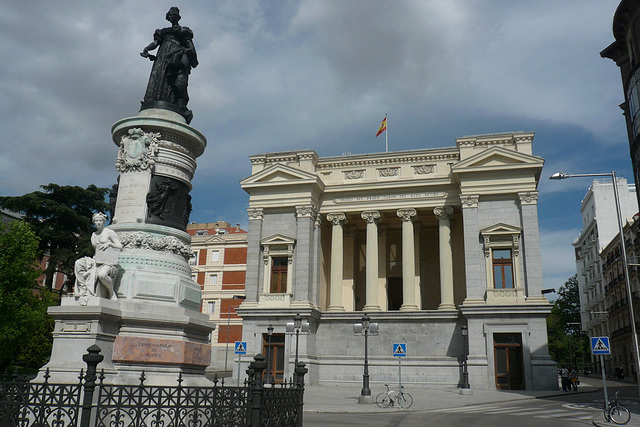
[551,171,640,396]
[265,325,274,385]
[286,313,310,383]
[354,314,379,404]
[460,325,471,392]
[224,295,246,371]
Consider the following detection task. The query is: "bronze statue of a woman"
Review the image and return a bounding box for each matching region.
[140,7,198,123]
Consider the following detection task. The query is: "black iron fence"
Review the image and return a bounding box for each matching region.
[0,345,306,427]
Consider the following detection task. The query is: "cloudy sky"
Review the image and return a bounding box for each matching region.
[0,0,632,293]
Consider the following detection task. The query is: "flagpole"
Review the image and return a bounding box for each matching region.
[385,114,388,153]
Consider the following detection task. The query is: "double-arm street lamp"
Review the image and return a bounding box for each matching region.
[353,314,379,403]
[551,171,640,396]
[286,313,310,383]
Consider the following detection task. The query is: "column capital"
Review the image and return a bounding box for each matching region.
[326,212,347,226]
[433,206,454,220]
[460,194,479,208]
[397,208,417,222]
[296,204,317,218]
[518,191,538,205]
[361,210,381,224]
[247,207,264,220]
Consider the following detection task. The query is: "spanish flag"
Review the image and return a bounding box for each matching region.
[376,115,387,137]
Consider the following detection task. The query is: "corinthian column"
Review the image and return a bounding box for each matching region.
[434,206,455,310]
[326,213,347,311]
[397,208,418,311]
[361,211,382,311]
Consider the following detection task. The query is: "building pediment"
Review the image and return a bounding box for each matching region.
[452,146,543,174]
[480,223,522,236]
[241,163,319,186]
[261,234,296,246]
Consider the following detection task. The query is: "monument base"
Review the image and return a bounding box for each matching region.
[41,296,214,386]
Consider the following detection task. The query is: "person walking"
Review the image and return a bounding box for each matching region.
[570,367,579,391]
[560,365,570,392]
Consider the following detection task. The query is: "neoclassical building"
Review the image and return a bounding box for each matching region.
[237,132,557,390]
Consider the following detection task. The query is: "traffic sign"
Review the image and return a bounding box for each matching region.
[591,337,610,355]
[393,343,407,357]
[234,341,247,354]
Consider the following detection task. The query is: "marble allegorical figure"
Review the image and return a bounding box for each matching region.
[74,212,123,305]
[140,6,198,123]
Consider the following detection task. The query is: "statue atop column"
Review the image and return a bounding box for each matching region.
[74,212,122,305]
[140,7,198,123]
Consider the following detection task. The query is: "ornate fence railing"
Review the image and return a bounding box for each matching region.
[0,346,306,427]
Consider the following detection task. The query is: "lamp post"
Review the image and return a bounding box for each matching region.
[286,313,310,383]
[265,325,274,385]
[224,295,246,371]
[353,314,379,403]
[551,171,640,396]
[460,325,471,392]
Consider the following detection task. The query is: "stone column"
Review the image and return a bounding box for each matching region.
[460,195,485,305]
[244,208,264,306]
[397,209,418,311]
[361,211,382,312]
[414,224,422,310]
[434,206,455,310]
[518,191,545,302]
[294,205,316,307]
[327,213,347,311]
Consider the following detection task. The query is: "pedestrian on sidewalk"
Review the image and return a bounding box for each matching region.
[570,367,579,391]
[561,365,570,392]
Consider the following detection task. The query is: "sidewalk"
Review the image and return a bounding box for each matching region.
[303,378,599,413]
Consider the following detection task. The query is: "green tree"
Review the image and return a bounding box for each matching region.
[0,221,55,372]
[547,275,590,368]
[0,184,109,292]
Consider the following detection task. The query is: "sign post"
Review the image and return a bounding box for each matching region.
[234,341,247,387]
[393,343,407,392]
[591,337,611,412]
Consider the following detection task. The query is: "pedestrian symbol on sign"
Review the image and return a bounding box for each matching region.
[234,341,247,354]
[590,337,610,355]
[393,343,407,357]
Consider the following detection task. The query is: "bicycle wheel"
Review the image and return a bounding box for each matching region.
[396,392,413,409]
[376,392,391,408]
[609,406,631,425]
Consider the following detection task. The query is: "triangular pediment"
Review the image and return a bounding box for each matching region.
[241,164,319,186]
[480,223,522,236]
[261,234,296,246]
[452,146,544,173]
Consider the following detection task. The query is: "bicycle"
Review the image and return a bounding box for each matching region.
[604,390,631,425]
[375,384,413,409]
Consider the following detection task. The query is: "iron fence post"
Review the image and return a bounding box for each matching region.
[294,362,307,427]
[247,354,266,427]
[80,345,103,427]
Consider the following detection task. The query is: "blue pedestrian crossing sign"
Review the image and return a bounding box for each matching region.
[234,341,247,355]
[591,337,610,355]
[393,343,407,357]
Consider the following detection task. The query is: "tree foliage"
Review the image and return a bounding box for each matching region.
[0,184,109,292]
[0,221,56,372]
[547,275,590,368]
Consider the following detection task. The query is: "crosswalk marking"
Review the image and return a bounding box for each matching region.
[430,404,595,421]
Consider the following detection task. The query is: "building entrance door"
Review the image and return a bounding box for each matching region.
[387,277,403,310]
[262,333,285,383]
[494,333,525,390]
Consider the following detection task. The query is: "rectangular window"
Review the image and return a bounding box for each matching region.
[211,251,220,262]
[493,249,514,289]
[209,274,218,286]
[189,251,198,266]
[270,257,288,293]
[207,301,216,314]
